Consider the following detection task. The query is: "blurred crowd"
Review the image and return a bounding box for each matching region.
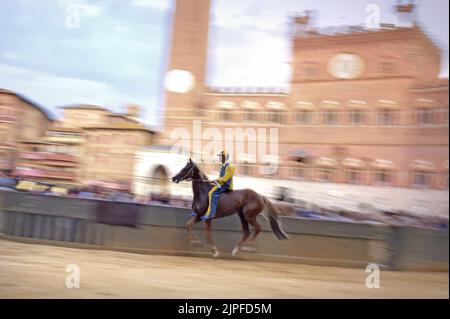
[0,171,448,230]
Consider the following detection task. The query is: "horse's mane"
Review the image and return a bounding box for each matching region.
[194,163,210,182]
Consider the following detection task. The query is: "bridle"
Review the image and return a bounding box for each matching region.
[178,164,212,183]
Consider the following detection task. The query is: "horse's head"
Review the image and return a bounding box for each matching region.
[172,158,197,183]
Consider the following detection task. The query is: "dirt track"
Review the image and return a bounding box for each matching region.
[0,240,447,298]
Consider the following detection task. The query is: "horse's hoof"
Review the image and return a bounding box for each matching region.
[241,246,256,253]
[231,247,239,257]
[212,251,220,258]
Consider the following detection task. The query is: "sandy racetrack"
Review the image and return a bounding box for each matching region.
[0,240,448,299]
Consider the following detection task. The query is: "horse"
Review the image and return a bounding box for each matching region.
[172,158,288,258]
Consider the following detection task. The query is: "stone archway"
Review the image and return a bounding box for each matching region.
[152,165,169,194]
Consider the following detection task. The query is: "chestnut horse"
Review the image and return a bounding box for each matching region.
[172,159,288,257]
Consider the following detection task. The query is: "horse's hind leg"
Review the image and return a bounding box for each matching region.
[204,220,219,258]
[232,213,250,257]
[246,215,262,245]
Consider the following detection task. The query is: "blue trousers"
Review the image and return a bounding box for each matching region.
[204,184,229,219]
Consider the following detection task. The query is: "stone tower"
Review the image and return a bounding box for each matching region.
[160,0,212,144]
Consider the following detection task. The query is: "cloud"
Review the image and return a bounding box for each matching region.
[77,4,103,17]
[2,52,19,60]
[0,63,114,107]
[208,19,291,88]
[131,0,170,11]
[58,0,104,18]
[0,63,161,125]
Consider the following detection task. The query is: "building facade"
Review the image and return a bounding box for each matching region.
[0,88,54,174]
[4,101,154,189]
[59,105,155,188]
[149,0,449,191]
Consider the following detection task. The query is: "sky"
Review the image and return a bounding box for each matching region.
[0,0,448,127]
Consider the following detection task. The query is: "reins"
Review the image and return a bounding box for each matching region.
[182,165,212,184]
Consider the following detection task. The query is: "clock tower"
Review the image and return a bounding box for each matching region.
[160,0,212,144]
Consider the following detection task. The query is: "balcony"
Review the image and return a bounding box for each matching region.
[0,160,13,170]
[0,115,17,123]
[14,167,76,180]
[0,143,16,150]
[18,152,77,162]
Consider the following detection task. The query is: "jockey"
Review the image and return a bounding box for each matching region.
[202,150,235,220]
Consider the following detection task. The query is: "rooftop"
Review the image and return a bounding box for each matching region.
[48,126,84,133]
[59,104,109,112]
[0,88,55,121]
[205,86,289,95]
[292,24,440,53]
[82,122,155,133]
[294,23,414,39]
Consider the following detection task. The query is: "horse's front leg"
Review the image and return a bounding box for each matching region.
[186,214,202,246]
[204,220,219,258]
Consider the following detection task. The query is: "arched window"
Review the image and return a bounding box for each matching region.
[375,170,391,184]
[290,160,308,181]
[296,110,312,124]
[417,108,434,125]
[412,171,431,187]
[241,101,260,123]
[266,101,286,124]
[217,100,236,122]
[323,110,338,125]
[315,157,337,182]
[243,112,257,122]
[371,159,395,186]
[296,101,314,125]
[349,109,366,125]
[268,112,282,124]
[220,112,230,122]
[342,158,366,184]
[377,100,399,126]
[379,109,395,125]
[321,101,341,125]
[410,160,436,188]
[415,99,437,125]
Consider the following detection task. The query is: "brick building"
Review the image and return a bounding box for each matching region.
[0,88,54,174]
[152,0,448,193]
[3,100,154,189]
[134,0,449,214]
[59,104,155,188]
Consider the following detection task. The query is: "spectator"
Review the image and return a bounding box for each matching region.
[78,187,95,199]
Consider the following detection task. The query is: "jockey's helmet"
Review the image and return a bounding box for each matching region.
[218,150,230,162]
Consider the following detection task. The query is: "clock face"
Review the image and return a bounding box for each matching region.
[328,53,364,79]
[164,69,195,93]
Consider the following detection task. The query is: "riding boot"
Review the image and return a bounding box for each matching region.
[201,214,211,221]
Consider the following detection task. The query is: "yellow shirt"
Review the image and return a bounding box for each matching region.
[217,163,235,190]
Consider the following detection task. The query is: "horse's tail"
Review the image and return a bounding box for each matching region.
[262,197,289,240]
